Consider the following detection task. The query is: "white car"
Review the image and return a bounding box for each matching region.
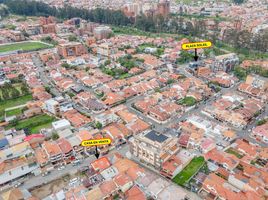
[69,178,79,186]
[57,166,66,171]
[14,181,23,188]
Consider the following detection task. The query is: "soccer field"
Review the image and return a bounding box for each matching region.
[0,41,51,53]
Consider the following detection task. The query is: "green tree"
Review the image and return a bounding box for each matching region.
[10,118,19,126]
[1,88,10,100]
[257,119,267,126]
[0,4,9,18]
[104,60,111,66]
[233,66,247,80]
[236,30,251,49]
[185,21,194,36]
[21,83,29,95]
[52,132,59,140]
[41,36,58,45]
[233,0,244,4]
[194,19,207,37]
[167,79,175,85]
[10,88,20,98]
[68,35,77,42]
[95,121,102,129]
[61,63,71,69]
[176,51,193,64]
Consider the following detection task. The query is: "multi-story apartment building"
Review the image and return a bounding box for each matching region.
[93,26,112,40]
[57,138,74,163]
[211,53,239,72]
[246,74,268,90]
[97,43,117,58]
[94,112,120,127]
[42,141,63,165]
[57,42,87,58]
[44,99,60,116]
[129,130,180,169]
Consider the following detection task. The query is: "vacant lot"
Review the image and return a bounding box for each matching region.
[5,107,24,117]
[173,156,205,186]
[0,94,32,119]
[0,41,51,53]
[30,178,66,199]
[5,114,56,133]
[225,147,244,159]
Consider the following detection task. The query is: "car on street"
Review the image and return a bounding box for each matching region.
[14,181,24,188]
[69,177,80,187]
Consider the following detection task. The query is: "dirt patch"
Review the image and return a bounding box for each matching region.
[30,178,67,199]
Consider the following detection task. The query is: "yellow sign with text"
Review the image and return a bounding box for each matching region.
[182,41,212,50]
[81,139,111,147]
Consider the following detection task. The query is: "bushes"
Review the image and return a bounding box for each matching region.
[177,96,196,106]
[0,82,30,102]
[234,65,268,80]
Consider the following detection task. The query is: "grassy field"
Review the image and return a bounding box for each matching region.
[177,96,197,106]
[0,94,32,118]
[173,156,205,186]
[5,107,24,117]
[225,148,244,159]
[0,41,51,53]
[30,123,53,134]
[5,114,56,134]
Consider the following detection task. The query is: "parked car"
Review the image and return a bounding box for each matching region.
[72,159,81,166]
[57,166,66,171]
[42,171,51,176]
[69,177,79,186]
[14,181,24,188]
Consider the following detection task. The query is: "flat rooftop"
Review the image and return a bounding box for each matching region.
[144,130,168,143]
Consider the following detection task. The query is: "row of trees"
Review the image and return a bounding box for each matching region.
[2,0,267,53]
[234,65,268,80]
[223,28,268,53]
[2,0,131,26]
[0,4,9,18]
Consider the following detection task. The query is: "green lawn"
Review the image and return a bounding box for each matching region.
[119,73,131,79]
[173,156,205,186]
[0,41,51,53]
[5,114,56,134]
[177,96,197,106]
[225,148,244,159]
[5,107,23,117]
[30,123,53,134]
[0,94,32,118]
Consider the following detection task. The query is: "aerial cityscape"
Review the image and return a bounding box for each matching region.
[0,0,267,199]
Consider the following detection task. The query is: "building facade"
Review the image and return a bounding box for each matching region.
[129,130,180,169]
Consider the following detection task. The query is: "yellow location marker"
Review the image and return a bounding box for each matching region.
[182,41,212,50]
[81,138,112,147]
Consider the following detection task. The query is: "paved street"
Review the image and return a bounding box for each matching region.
[21,54,267,196]
[20,145,130,190]
[32,54,61,97]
